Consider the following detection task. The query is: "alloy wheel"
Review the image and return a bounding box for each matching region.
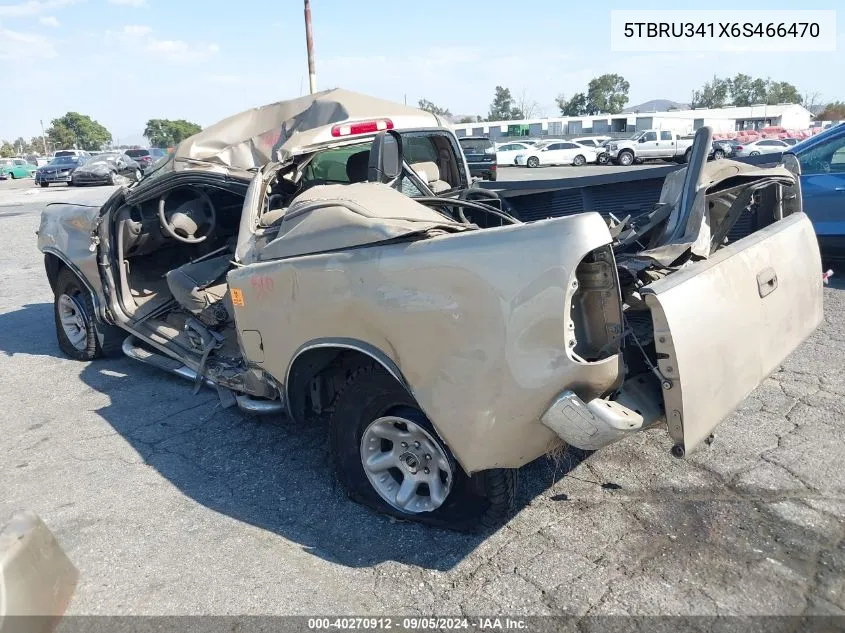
[360,415,454,514]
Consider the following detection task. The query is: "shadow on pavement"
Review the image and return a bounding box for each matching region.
[0,302,593,570]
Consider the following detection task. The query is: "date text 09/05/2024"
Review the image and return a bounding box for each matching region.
[307,617,528,630]
[623,22,820,38]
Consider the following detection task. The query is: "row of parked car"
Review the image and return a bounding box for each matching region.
[457,133,806,180]
[0,148,168,187]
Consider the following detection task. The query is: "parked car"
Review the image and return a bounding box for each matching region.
[71,152,143,186]
[37,92,822,531]
[53,149,90,160]
[711,139,740,160]
[458,136,497,181]
[572,136,611,150]
[495,140,538,166]
[515,140,597,167]
[733,139,790,157]
[787,122,845,252]
[606,130,695,166]
[0,158,36,179]
[124,148,154,171]
[35,155,84,186]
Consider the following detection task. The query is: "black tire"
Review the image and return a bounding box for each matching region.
[572,154,586,167]
[67,181,73,186]
[750,151,761,156]
[40,182,49,188]
[330,364,515,532]
[526,156,540,168]
[597,153,609,165]
[54,268,123,360]
[713,149,725,160]
[617,150,634,166]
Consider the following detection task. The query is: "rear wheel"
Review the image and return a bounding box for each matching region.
[713,149,725,160]
[526,156,540,168]
[572,154,586,166]
[597,153,609,165]
[330,365,515,531]
[750,151,761,156]
[40,182,49,188]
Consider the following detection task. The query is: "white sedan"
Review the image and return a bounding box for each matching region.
[733,138,791,157]
[495,141,538,166]
[515,141,598,167]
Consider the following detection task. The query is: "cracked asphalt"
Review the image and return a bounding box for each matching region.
[1,183,843,617]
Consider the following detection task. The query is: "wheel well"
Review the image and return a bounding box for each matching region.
[44,252,66,293]
[286,347,407,424]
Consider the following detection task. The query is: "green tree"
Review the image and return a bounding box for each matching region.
[690,76,731,109]
[417,98,452,118]
[0,141,15,158]
[817,101,845,121]
[765,80,802,105]
[12,137,31,154]
[30,136,48,155]
[143,119,202,147]
[487,86,523,121]
[728,73,767,106]
[457,116,476,124]
[585,74,630,114]
[46,112,111,151]
[555,92,588,116]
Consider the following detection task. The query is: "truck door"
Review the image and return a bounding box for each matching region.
[638,131,659,158]
[659,131,674,158]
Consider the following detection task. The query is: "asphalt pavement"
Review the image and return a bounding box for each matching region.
[1,176,843,617]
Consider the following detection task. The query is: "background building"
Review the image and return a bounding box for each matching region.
[452,103,814,140]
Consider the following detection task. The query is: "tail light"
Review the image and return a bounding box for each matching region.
[736,145,743,150]
[331,119,393,137]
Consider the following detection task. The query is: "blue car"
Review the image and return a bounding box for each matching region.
[789,123,845,253]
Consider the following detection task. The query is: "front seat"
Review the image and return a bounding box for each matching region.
[165,253,232,323]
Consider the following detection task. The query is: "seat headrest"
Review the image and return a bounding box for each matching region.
[345,150,370,183]
[411,161,440,184]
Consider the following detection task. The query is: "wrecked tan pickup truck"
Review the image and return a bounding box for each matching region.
[37,89,823,530]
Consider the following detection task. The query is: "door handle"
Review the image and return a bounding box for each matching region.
[757,267,778,298]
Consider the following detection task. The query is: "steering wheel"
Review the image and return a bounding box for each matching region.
[158,187,216,244]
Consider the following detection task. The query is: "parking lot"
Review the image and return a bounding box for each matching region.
[1,172,844,618]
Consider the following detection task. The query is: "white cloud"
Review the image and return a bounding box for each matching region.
[38,15,59,26]
[107,0,146,6]
[206,74,241,85]
[0,26,57,58]
[120,24,151,36]
[106,24,219,63]
[0,0,79,17]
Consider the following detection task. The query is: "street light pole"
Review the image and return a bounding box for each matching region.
[39,119,48,156]
[304,0,316,94]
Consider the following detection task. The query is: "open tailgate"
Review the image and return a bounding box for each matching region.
[642,212,823,455]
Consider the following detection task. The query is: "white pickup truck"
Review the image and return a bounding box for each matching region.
[605,130,695,166]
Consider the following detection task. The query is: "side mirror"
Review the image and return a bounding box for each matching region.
[368,130,402,183]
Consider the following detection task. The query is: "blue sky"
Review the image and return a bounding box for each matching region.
[0,0,841,145]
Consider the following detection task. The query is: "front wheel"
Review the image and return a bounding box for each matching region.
[597,153,609,165]
[330,365,515,531]
[617,150,634,166]
[54,268,123,360]
[40,182,49,188]
[572,154,586,167]
[526,156,540,168]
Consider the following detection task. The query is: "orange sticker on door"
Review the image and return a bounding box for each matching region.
[230,288,245,307]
